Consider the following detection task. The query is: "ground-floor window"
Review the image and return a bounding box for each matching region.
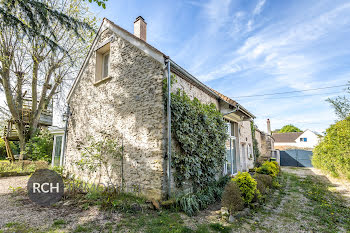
[52,135,64,167]
[224,137,237,175]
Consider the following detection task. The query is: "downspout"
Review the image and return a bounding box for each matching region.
[61,105,70,167]
[166,59,172,198]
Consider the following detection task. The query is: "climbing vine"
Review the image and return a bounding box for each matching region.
[164,76,228,191]
[251,121,260,159]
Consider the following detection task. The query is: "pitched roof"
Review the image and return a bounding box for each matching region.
[272,132,303,143]
[209,88,255,118]
[67,18,255,119]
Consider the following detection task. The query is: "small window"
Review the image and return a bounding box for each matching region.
[95,42,111,83]
[300,138,303,142]
[102,52,110,78]
[304,138,307,142]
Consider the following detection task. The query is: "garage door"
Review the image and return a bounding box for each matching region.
[280,149,313,167]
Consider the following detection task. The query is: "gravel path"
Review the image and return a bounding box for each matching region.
[282,166,350,205]
[0,176,120,232]
[0,176,29,194]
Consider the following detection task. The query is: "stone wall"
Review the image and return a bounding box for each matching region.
[238,120,254,170]
[255,130,275,163]
[65,29,166,200]
[171,74,219,107]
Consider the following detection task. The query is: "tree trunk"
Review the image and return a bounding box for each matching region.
[15,123,26,160]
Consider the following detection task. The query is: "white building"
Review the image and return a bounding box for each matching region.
[273,129,320,150]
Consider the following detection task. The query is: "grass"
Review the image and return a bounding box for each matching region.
[1,222,41,233]
[2,170,350,233]
[0,160,48,176]
[298,175,350,232]
[115,210,235,233]
[52,219,66,227]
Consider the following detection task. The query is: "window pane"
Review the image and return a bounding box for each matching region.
[54,136,62,166]
[225,140,232,174]
[232,139,237,173]
[103,53,109,78]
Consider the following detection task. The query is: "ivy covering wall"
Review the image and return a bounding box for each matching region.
[165,77,228,191]
[250,121,260,160]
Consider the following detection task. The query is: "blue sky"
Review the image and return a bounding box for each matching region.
[91,0,350,133]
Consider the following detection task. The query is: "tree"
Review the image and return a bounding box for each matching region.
[312,117,350,179]
[326,83,350,120]
[0,0,97,157]
[0,0,105,52]
[278,124,302,133]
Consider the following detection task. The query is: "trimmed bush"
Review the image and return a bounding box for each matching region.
[221,181,244,213]
[312,117,350,180]
[254,173,272,195]
[232,172,259,204]
[256,161,280,178]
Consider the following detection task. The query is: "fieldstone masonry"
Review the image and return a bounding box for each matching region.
[65,21,256,200]
[65,29,166,200]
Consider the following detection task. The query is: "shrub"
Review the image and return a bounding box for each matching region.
[256,161,279,178]
[253,173,272,195]
[24,129,53,162]
[312,117,350,179]
[232,172,259,204]
[175,175,231,216]
[176,193,200,216]
[221,181,244,213]
[0,138,19,160]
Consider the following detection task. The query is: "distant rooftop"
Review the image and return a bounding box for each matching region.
[272,132,303,143]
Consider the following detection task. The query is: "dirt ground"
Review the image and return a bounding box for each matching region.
[0,168,349,232]
[0,176,119,232]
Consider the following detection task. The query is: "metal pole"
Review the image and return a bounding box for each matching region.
[167,60,172,198]
[61,105,70,167]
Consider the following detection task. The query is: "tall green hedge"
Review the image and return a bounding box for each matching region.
[312,117,350,179]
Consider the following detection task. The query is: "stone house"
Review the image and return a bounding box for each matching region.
[63,17,255,200]
[254,119,277,163]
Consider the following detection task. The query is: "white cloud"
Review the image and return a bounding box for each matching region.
[253,0,266,16]
[204,0,232,33]
[199,2,350,87]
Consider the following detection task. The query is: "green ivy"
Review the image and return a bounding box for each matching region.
[164,76,228,191]
[250,121,260,159]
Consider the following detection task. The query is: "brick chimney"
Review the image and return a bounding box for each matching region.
[267,119,271,135]
[134,16,147,41]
